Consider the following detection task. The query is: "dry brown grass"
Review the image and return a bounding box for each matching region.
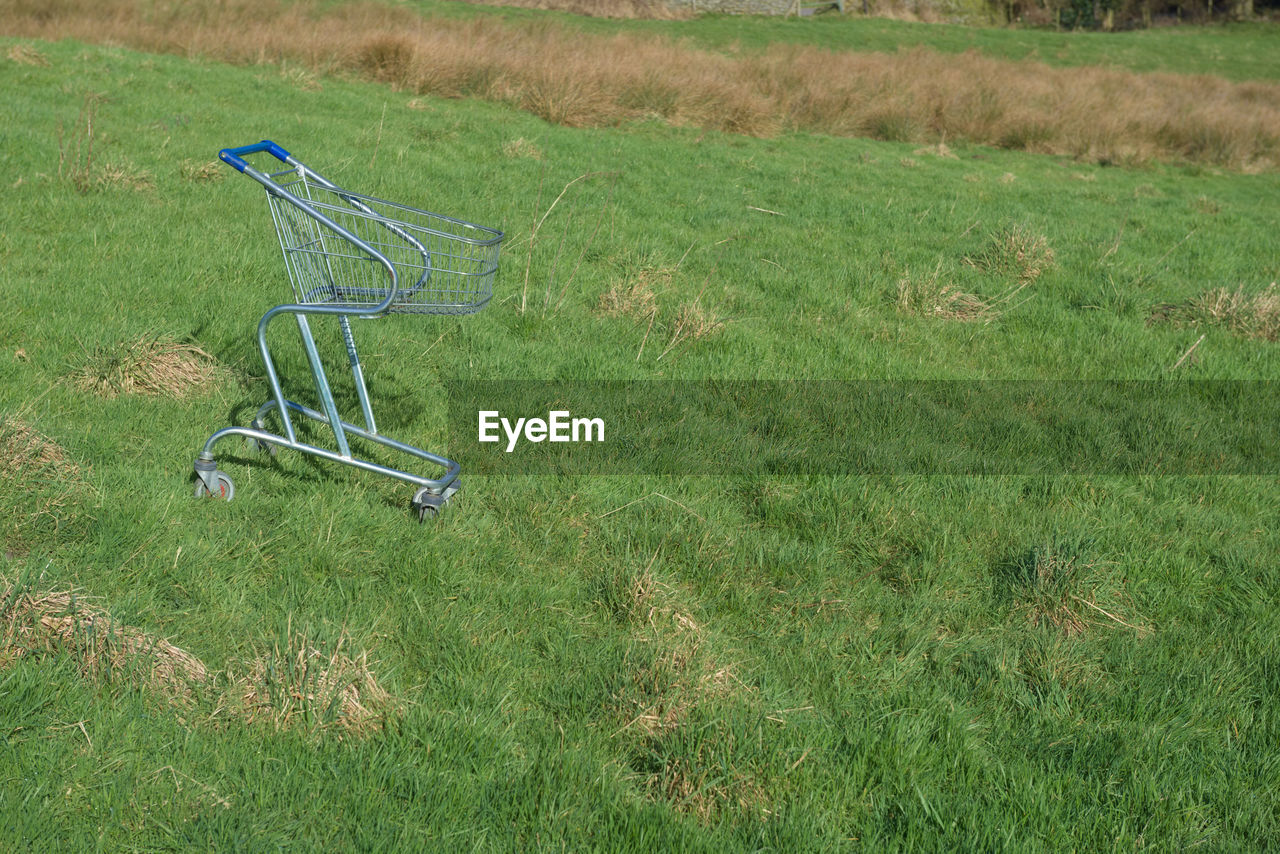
[0,576,399,735]
[0,582,207,696]
[235,624,396,735]
[501,136,543,160]
[6,0,1280,168]
[7,41,48,65]
[596,266,667,320]
[897,268,990,322]
[180,159,224,183]
[1150,283,1280,342]
[72,335,226,399]
[0,417,91,544]
[0,418,80,483]
[965,224,1055,285]
[896,262,1035,323]
[454,0,691,19]
[597,263,727,358]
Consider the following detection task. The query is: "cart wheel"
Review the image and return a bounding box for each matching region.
[247,422,278,457]
[412,488,449,523]
[194,470,235,501]
[246,436,278,457]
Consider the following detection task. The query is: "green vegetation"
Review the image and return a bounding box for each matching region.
[1,23,1278,851]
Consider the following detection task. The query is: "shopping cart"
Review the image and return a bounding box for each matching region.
[193,140,503,520]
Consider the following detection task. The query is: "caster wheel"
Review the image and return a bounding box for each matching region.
[246,436,278,457]
[412,482,459,523]
[194,470,234,501]
[247,423,278,456]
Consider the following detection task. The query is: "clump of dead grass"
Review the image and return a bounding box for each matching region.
[501,137,543,160]
[7,42,50,66]
[597,262,727,359]
[0,580,206,696]
[596,267,667,321]
[965,224,1055,285]
[1150,283,1280,342]
[0,574,399,736]
[604,555,742,739]
[0,417,91,544]
[95,160,154,191]
[896,264,1001,323]
[180,159,224,183]
[235,622,396,735]
[72,335,226,399]
[0,418,80,484]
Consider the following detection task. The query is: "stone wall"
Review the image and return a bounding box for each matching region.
[664,0,797,14]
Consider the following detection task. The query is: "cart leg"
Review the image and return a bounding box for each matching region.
[296,313,352,459]
[255,312,297,444]
[340,315,378,436]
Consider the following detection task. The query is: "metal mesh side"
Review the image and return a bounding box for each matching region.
[262,173,502,315]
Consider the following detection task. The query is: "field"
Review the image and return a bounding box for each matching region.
[2,5,1279,850]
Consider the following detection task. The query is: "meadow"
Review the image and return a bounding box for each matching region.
[1,6,1279,850]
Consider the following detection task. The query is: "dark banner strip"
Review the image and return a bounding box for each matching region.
[443,380,1280,475]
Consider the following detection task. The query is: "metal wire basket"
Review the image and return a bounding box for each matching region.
[265,166,502,315]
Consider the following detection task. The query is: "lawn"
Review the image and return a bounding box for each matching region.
[0,19,1278,851]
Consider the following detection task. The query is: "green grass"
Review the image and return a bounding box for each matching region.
[1,32,1279,850]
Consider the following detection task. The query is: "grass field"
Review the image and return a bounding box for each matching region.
[1,12,1279,851]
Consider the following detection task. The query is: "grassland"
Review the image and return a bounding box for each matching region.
[1,13,1279,851]
[5,0,1280,170]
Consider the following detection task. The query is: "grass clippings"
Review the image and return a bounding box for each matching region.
[1150,283,1280,342]
[73,335,226,399]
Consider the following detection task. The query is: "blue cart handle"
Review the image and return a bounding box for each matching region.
[219,140,292,173]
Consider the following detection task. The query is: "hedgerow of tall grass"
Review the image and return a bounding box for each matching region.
[4,0,1280,169]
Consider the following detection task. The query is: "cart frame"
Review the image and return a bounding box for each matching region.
[193,140,502,520]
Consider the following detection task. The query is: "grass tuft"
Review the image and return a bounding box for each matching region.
[501,137,543,160]
[1150,283,1280,342]
[596,267,667,321]
[966,224,1055,285]
[6,42,48,66]
[72,335,226,399]
[180,159,224,183]
[895,264,995,323]
[0,418,91,548]
[235,622,396,736]
[994,538,1148,638]
[0,577,207,696]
